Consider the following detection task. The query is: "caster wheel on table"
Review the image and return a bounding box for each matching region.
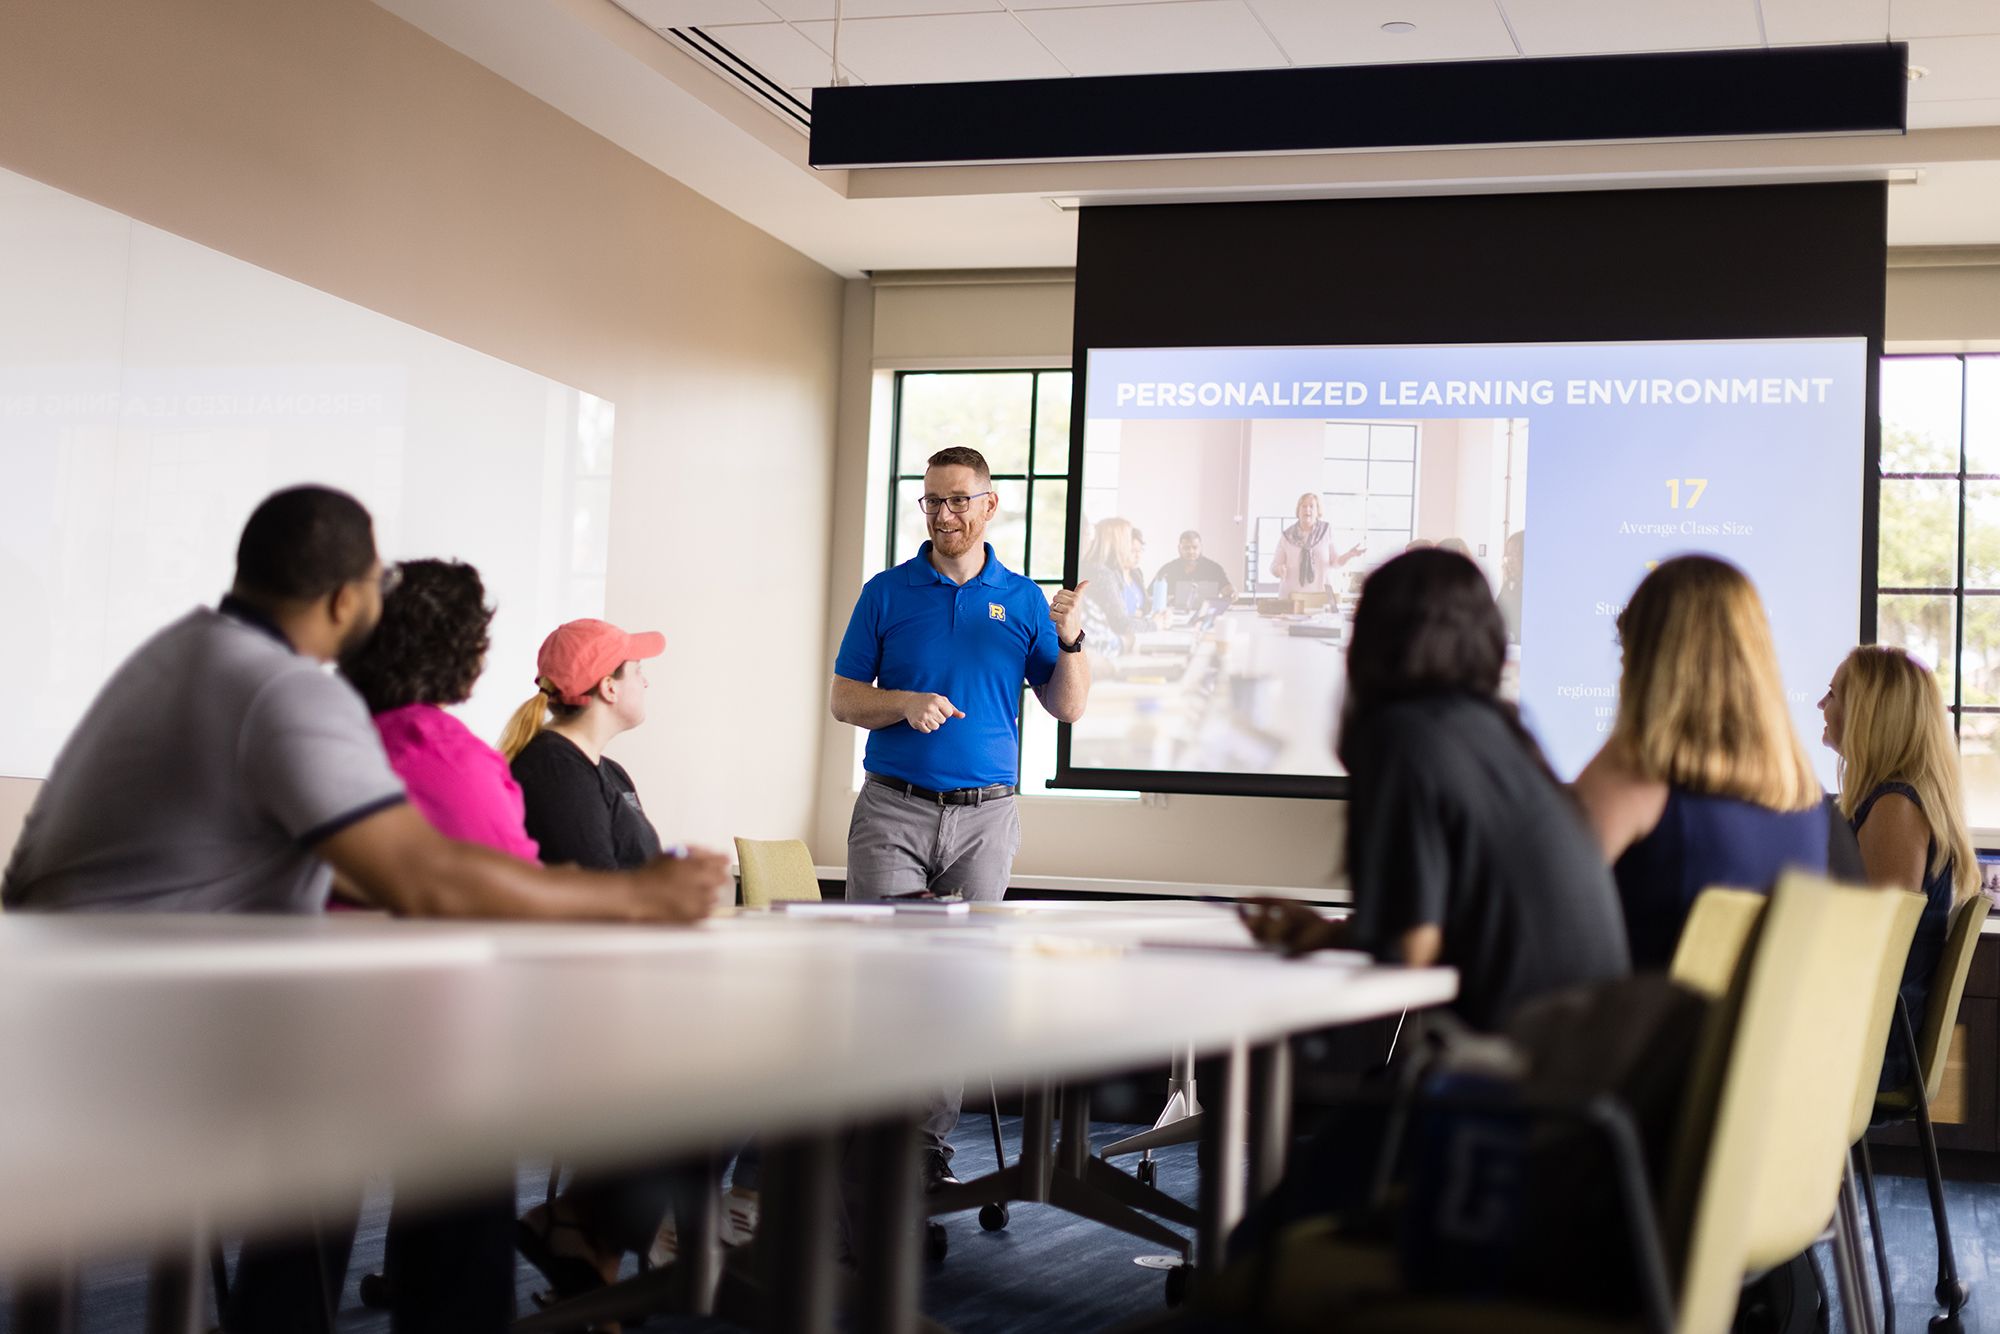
[1136,1159,1158,1189]
[1929,1316,1962,1334]
[926,1221,949,1263]
[978,1202,1010,1232]
[1936,1278,1969,1313]
[1164,1264,1189,1308]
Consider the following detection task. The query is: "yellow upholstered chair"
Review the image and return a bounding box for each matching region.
[1662,875,1910,1333]
[1666,887,1767,1001]
[1196,872,1908,1334]
[733,837,821,908]
[1663,886,1923,1334]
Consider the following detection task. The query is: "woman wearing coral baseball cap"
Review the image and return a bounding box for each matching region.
[501,619,687,1299]
[498,618,669,872]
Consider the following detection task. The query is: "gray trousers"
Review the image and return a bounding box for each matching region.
[846,778,1021,1162]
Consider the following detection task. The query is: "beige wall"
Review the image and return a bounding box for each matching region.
[871,273,1077,366]
[0,0,843,865]
[1887,263,2000,348]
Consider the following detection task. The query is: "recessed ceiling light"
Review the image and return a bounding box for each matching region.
[1906,64,1930,80]
[1381,20,1418,33]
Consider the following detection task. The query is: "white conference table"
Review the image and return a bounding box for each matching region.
[0,902,1454,1331]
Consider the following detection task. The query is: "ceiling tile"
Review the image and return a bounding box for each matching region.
[1245,0,1517,65]
[1893,0,2000,39]
[1759,0,1889,44]
[1008,0,1196,10]
[1497,0,1761,55]
[763,0,1000,21]
[701,22,852,86]
[792,13,1070,83]
[614,0,782,28]
[1016,1,1286,77]
[1905,33,2000,100]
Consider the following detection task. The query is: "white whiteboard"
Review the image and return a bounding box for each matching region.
[0,166,613,778]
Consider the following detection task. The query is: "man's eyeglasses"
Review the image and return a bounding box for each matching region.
[917,492,994,516]
[379,563,403,597]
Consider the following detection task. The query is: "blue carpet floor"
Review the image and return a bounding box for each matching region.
[4,1119,1997,1331]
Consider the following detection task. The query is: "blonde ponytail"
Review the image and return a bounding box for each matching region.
[498,683,555,760]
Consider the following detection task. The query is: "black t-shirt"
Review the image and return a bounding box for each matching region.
[510,730,663,871]
[1153,555,1235,595]
[1344,694,1631,1030]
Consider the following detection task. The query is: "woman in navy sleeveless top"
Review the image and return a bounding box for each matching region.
[1609,791,1831,969]
[1821,646,1977,1091]
[1574,556,1848,969]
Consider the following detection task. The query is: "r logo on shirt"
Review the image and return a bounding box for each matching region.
[988,603,1006,622]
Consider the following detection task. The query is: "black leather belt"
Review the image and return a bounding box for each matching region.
[867,774,1017,806]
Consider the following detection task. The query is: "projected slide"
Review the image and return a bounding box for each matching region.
[1067,339,1866,788]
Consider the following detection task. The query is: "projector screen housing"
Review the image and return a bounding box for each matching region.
[1057,184,1887,799]
[809,44,1907,169]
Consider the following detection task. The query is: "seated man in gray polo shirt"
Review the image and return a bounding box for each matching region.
[3,485,725,921]
[3,484,729,1333]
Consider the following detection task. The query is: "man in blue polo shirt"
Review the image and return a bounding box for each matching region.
[831,444,1091,1182]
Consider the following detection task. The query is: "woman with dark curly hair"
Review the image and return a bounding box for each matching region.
[340,559,539,864]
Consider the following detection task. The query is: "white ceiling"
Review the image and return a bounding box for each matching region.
[645,0,2000,125]
[375,0,2000,276]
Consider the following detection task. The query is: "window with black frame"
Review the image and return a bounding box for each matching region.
[887,369,1127,797]
[1878,353,2000,828]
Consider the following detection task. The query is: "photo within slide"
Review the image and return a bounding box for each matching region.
[1069,339,1867,787]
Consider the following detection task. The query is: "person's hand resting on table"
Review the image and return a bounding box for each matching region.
[1237,897,1349,957]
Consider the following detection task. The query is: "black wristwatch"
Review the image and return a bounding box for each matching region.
[1059,630,1086,653]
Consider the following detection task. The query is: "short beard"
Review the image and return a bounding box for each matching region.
[932,527,977,555]
[335,616,378,669]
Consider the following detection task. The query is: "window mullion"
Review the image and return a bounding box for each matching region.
[1956,355,1970,730]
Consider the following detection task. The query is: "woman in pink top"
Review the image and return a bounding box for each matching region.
[340,559,539,866]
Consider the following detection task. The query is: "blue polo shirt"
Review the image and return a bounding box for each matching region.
[835,542,1061,791]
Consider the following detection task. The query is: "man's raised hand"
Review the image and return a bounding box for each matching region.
[1049,579,1090,645]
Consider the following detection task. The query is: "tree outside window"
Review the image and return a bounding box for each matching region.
[1878,354,2000,827]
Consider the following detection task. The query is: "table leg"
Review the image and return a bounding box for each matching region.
[1248,1040,1293,1200]
[1099,1046,1201,1162]
[1058,1086,1092,1178]
[145,1226,210,1334]
[853,1116,923,1334]
[1195,1042,1248,1277]
[11,1260,79,1334]
[673,1157,723,1316]
[760,1133,840,1334]
[1019,1080,1053,1203]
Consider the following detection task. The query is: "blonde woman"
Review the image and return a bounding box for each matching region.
[1573,555,1858,967]
[1271,492,1364,597]
[1820,645,1977,1088]
[1079,516,1144,651]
